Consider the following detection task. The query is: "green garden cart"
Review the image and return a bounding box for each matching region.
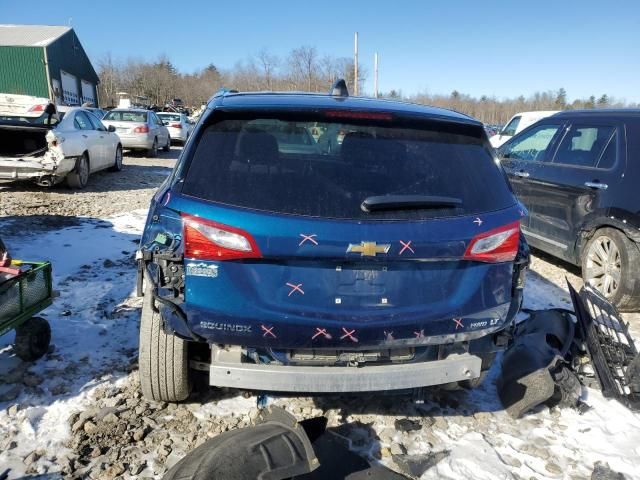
[1,239,54,361]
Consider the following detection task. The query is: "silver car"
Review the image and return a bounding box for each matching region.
[157,112,193,144]
[102,109,170,156]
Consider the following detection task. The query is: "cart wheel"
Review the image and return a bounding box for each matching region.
[14,317,51,362]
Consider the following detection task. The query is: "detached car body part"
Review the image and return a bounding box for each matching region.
[164,406,412,480]
[0,93,122,187]
[137,83,530,401]
[498,110,640,311]
[497,283,639,418]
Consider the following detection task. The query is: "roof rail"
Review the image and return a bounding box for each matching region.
[330,79,349,97]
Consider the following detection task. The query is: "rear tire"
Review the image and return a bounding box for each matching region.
[139,284,191,402]
[582,227,640,311]
[66,153,90,189]
[109,145,123,172]
[147,138,158,158]
[14,317,51,362]
[163,136,171,152]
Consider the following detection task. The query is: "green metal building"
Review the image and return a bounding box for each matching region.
[0,24,99,106]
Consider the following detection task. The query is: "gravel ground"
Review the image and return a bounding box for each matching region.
[0,149,179,236]
[1,151,638,479]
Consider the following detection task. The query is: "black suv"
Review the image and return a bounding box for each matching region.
[497,110,640,311]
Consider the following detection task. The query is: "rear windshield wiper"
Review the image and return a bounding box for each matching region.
[361,195,463,213]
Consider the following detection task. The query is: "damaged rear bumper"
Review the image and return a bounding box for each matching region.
[0,154,76,182]
[196,346,482,392]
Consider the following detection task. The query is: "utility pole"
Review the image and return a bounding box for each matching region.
[354,32,359,96]
[374,52,379,98]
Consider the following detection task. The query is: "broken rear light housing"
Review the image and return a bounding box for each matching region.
[28,104,46,113]
[464,221,520,263]
[182,214,262,261]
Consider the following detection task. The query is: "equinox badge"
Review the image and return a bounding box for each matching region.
[347,242,391,257]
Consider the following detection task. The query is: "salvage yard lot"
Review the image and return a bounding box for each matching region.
[1,148,639,479]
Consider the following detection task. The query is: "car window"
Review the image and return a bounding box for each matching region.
[502,124,561,162]
[553,125,616,168]
[158,113,181,122]
[85,111,105,131]
[74,111,93,130]
[597,134,617,169]
[103,111,148,122]
[182,114,516,220]
[502,116,521,136]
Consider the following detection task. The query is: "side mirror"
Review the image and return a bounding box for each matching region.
[107,125,116,133]
[162,121,169,126]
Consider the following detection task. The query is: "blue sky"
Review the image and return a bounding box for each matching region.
[4,0,640,102]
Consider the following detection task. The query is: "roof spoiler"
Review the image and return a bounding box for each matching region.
[330,79,349,97]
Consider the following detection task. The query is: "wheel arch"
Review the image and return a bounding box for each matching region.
[575,212,640,259]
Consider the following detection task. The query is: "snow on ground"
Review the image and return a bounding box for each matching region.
[0,210,147,477]
[1,209,639,479]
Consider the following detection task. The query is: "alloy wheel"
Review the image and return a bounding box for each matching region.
[585,235,621,298]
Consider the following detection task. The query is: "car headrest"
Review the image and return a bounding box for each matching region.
[237,131,279,163]
[341,132,376,160]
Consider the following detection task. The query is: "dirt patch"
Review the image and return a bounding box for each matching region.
[0,149,178,233]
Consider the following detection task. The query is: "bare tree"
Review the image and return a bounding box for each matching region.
[288,46,318,91]
[255,49,279,90]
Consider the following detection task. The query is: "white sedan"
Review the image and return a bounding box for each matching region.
[157,112,193,144]
[0,96,122,189]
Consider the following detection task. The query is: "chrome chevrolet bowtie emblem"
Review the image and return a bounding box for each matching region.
[347,241,391,257]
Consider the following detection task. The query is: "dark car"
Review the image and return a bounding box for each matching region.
[497,110,640,311]
[137,83,529,402]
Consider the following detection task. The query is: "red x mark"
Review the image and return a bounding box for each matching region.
[453,318,464,330]
[261,325,276,338]
[340,328,358,343]
[286,282,305,296]
[399,240,414,255]
[312,327,332,340]
[299,234,318,246]
[414,329,424,339]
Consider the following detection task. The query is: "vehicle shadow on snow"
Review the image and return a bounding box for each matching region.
[0,216,143,415]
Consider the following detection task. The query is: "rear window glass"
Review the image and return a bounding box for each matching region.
[158,114,181,122]
[182,114,516,220]
[103,111,147,122]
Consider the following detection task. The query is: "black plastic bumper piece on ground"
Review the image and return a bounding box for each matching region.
[497,308,580,418]
[163,406,412,480]
[163,407,319,480]
[569,284,640,411]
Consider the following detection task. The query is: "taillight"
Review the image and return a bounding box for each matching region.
[28,104,46,112]
[464,221,520,263]
[134,125,149,133]
[182,214,262,261]
[170,123,182,129]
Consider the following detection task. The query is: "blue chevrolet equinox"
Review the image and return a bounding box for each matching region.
[137,82,529,401]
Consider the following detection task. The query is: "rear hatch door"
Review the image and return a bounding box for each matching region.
[170,109,522,348]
